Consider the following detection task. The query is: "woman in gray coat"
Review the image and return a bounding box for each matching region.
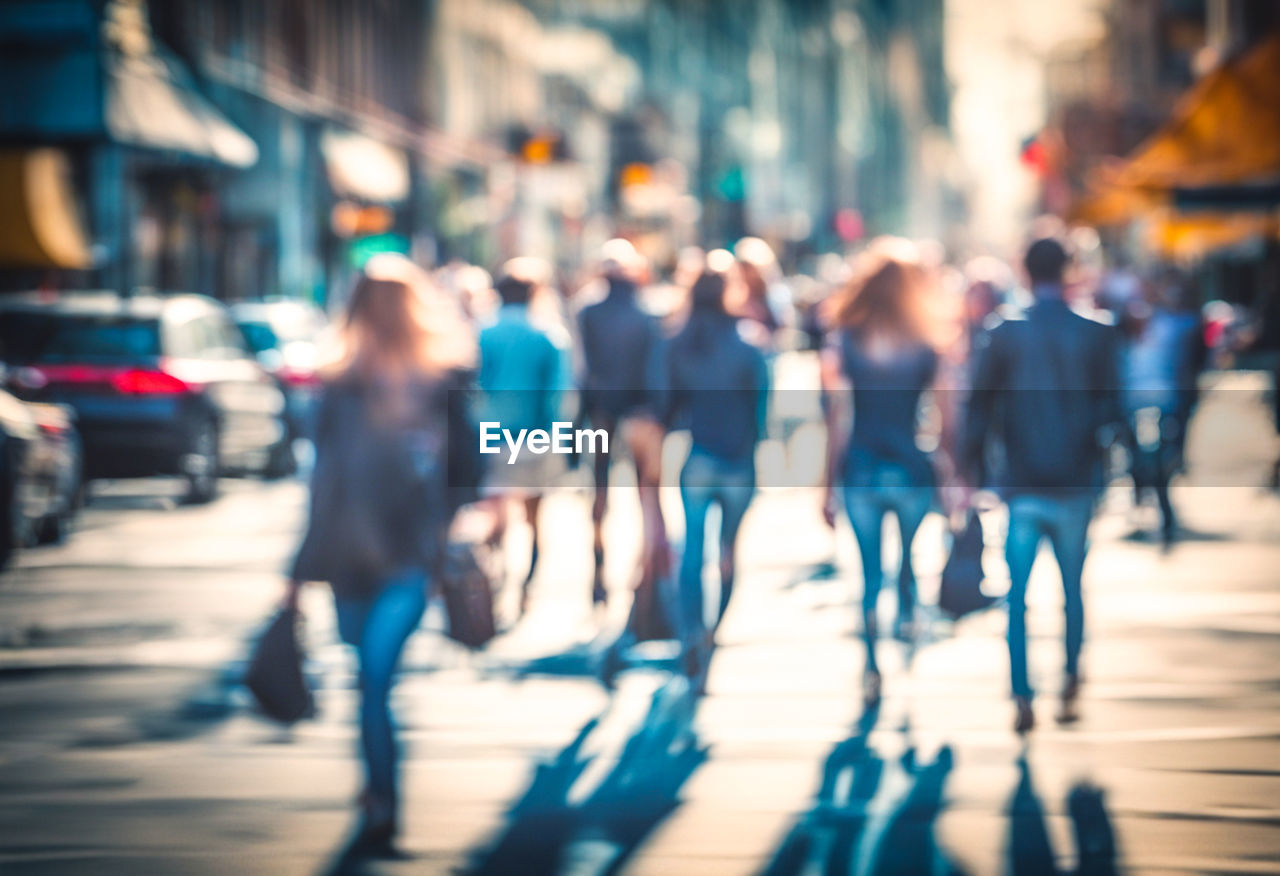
[286,254,479,852]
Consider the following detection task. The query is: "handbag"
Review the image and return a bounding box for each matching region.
[938,512,999,619]
[244,606,314,724]
[440,541,498,649]
[628,571,679,642]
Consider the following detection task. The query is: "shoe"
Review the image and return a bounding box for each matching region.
[1056,675,1081,724]
[591,566,607,607]
[599,641,625,690]
[1014,696,1035,734]
[862,671,882,707]
[351,792,398,857]
[682,644,708,697]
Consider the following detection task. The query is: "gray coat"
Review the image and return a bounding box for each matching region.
[289,370,480,597]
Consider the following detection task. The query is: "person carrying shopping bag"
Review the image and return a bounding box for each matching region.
[284,254,481,853]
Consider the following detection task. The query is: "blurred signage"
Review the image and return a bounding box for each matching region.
[834,208,864,242]
[510,127,570,164]
[347,233,408,269]
[619,162,653,188]
[321,129,409,203]
[331,202,394,238]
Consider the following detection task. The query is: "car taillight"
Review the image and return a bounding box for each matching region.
[277,366,320,387]
[111,369,191,395]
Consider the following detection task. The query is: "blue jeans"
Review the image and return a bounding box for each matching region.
[1004,493,1094,700]
[843,470,932,674]
[679,447,755,642]
[334,568,429,809]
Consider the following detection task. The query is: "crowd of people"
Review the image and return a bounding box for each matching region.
[281,228,1213,852]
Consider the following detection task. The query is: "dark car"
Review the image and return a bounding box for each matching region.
[0,386,82,571]
[0,292,289,504]
[230,299,329,468]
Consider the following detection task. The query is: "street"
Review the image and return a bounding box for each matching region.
[1,374,1278,875]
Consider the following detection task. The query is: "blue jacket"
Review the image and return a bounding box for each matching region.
[666,315,769,463]
[577,279,666,421]
[478,304,568,434]
[963,296,1124,495]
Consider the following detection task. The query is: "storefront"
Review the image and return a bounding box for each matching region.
[0,0,257,295]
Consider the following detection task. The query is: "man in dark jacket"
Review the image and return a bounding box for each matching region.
[577,239,668,610]
[963,236,1123,733]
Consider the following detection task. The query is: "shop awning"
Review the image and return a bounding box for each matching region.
[0,148,92,269]
[1114,35,1280,190]
[1069,175,1163,226]
[320,129,410,203]
[105,46,258,168]
[1145,211,1277,260]
[1070,35,1280,226]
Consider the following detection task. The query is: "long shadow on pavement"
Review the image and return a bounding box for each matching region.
[762,703,966,876]
[463,674,707,875]
[1008,755,1118,876]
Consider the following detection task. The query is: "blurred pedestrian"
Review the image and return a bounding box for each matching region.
[284,254,480,852]
[820,238,945,707]
[577,238,669,610]
[731,237,793,347]
[1119,270,1205,547]
[936,258,1011,520]
[963,236,1124,733]
[477,260,571,615]
[666,266,769,693]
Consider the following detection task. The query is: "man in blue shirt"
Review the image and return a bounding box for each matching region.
[478,267,570,615]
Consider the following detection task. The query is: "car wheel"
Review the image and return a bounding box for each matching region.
[0,446,17,572]
[35,511,66,545]
[261,436,296,481]
[183,418,221,505]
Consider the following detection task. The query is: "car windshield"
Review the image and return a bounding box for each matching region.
[0,313,161,364]
[237,321,280,354]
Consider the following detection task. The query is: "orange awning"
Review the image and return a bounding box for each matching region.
[1070,35,1280,227]
[1068,177,1164,226]
[1145,211,1278,260]
[1114,35,1280,190]
[0,149,92,269]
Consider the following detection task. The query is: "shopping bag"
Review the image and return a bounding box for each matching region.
[629,570,679,642]
[244,606,314,724]
[938,512,999,619]
[441,541,498,649]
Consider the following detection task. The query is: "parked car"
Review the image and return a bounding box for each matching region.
[0,384,82,571]
[0,292,289,504]
[229,299,329,469]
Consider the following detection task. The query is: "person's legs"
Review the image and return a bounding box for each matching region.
[1153,472,1175,543]
[335,596,371,650]
[626,416,670,585]
[889,487,932,637]
[713,461,755,626]
[1046,495,1092,699]
[678,453,716,653]
[521,494,542,613]
[355,569,428,834]
[590,414,614,605]
[845,487,885,680]
[1004,498,1045,708]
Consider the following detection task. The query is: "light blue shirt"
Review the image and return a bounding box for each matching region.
[478,305,569,434]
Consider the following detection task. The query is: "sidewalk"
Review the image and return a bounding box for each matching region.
[2,377,1279,874]
[3,473,1279,874]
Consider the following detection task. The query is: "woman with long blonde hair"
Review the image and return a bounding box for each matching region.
[820,238,945,706]
[286,254,479,853]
